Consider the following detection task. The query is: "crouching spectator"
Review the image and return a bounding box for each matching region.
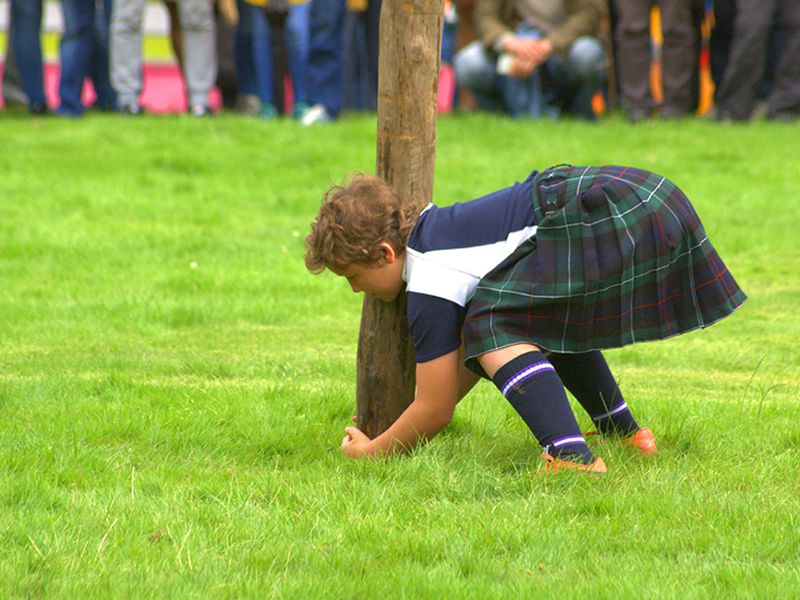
[453,0,607,119]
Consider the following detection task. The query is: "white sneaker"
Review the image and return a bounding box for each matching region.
[300,103,331,126]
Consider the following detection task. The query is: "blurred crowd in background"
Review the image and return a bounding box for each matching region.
[1,0,798,123]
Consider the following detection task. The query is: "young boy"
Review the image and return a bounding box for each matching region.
[305,165,746,473]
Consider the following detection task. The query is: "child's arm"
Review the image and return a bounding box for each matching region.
[342,347,472,458]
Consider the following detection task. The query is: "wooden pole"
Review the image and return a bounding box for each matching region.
[356,0,444,439]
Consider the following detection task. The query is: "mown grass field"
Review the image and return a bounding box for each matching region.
[1,112,798,598]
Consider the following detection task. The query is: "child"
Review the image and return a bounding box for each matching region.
[305,165,746,473]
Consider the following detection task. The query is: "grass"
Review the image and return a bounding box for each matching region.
[0,111,798,598]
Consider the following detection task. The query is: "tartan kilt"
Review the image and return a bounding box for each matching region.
[463,165,747,372]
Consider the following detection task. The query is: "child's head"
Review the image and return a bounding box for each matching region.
[305,173,418,274]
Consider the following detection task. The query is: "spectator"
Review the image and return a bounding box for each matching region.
[709,0,735,89]
[300,0,346,124]
[233,0,310,119]
[713,0,800,121]
[215,0,240,109]
[613,0,696,121]
[9,0,48,114]
[453,0,607,119]
[342,0,380,112]
[2,20,29,108]
[57,0,117,117]
[111,0,217,116]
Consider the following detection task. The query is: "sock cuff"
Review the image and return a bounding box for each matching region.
[591,400,628,421]
[550,434,587,448]
[492,351,556,398]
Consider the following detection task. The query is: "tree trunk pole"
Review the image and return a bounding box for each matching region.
[356,0,444,439]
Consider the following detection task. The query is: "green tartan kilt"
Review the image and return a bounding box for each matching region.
[463,165,747,373]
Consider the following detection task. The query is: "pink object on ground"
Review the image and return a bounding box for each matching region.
[0,62,221,112]
[1,62,453,113]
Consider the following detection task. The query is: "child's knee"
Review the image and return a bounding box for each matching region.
[478,343,541,379]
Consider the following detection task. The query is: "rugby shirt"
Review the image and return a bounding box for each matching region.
[403,170,539,362]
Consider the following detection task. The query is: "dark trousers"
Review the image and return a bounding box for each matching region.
[10,0,46,110]
[715,0,800,119]
[613,0,695,114]
[342,1,381,111]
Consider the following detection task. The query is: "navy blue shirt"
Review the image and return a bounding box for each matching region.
[403,171,539,362]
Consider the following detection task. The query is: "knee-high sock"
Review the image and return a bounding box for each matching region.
[492,351,596,463]
[547,351,639,436]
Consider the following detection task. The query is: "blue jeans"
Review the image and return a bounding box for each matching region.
[59,0,95,116]
[10,0,46,111]
[454,25,605,119]
[285,3,310,104]
[235,1,310,106]
[307,0,345,116]
[498,27,549,118]
[243,2,274,104]
[59,0,116,116]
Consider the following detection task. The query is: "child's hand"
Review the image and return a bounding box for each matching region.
[340,426,372,459]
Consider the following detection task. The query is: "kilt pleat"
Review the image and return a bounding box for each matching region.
[463,166,746,371]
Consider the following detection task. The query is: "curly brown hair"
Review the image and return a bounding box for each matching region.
[305,174,420,273]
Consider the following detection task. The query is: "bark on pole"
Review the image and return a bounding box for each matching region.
[356,0,444,439]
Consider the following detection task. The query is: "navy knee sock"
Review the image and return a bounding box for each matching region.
[547,351,639,436]
[492,351,596,464]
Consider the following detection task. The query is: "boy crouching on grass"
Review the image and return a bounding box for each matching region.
[305,165,746,473]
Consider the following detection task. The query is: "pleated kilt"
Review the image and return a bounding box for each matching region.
[463,165,747,372]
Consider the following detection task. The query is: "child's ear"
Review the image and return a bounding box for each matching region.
[378,242,397,264]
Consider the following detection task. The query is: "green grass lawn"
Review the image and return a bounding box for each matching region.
[1,112,798,598]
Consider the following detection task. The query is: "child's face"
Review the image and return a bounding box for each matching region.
[334,243,405,303]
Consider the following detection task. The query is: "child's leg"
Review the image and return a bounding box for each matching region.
[480,345,597,464]
[546,351,639,436]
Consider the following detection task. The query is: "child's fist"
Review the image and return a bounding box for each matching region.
[340,426,372,459]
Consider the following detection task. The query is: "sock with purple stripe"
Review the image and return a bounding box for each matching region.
[547,351,639,436]
[491,351,596,464]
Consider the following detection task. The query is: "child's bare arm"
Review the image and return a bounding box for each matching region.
[341,349,462,457]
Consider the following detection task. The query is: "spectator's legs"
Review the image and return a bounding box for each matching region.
[342,10,367,110]
[766,0,800,119]
[658,0,696,116]
[10,0,47,112]
[714,0,775,120]
[164,1,185,70]
[551,35,605,119]
[710,0,736,89]
[178,0,217,110]
[58,0,96,117]
[89,0,118,110]
[246,4,274,107]
[214,2,239,109]
[342,0,380,111]
[613,0,653,118]
[285,2,311,108]
[234,0,258,98]
[111,0,146,109]
[498,25,548,118]
[452,41,505,112]
[2,23,30,107]
[363,0,381,110]
[306,0,346,118]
